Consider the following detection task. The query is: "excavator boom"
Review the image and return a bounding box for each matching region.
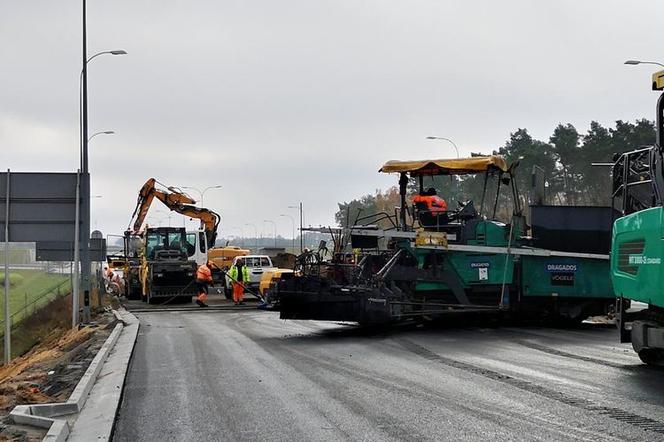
[128,178,221,246]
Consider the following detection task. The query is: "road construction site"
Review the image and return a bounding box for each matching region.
[113,308,664,442]
[7,16,664,442]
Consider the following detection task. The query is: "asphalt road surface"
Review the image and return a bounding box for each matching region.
[113,310,664,441]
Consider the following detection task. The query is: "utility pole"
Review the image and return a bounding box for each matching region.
[80,0,91,323]
[72,170,81,328]
[4,170,11,362]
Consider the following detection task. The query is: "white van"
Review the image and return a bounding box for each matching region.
[226,255,276,291]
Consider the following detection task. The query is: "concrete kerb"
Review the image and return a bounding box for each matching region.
[9,309,139,441]
[67,310,139,441]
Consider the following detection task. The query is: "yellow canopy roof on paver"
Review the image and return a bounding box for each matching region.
[379,156,509,176]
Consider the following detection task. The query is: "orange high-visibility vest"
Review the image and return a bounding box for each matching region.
[196,265,213,283]
[413,195,447,213]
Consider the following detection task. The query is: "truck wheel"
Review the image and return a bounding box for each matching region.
[638,348,664,365]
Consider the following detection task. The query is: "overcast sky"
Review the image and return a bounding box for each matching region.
[1,0,663,239]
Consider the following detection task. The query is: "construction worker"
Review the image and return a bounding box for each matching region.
[111,271,124,293]
[229,259,250,305]
[195,260,216,308]
[413,187,447,214]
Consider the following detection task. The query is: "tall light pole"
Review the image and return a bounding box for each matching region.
[182,185,222,206]
[79,0,127,326]
[280,214,295,253]
[263,220,277,248]
[245,223,258,253]
[425,136,460,158]
[288,203,303,253]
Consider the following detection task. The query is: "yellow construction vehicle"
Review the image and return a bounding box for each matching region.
[207,245,250,270]
[126,178,221,303]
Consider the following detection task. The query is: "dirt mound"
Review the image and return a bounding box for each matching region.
[0,327,94,386]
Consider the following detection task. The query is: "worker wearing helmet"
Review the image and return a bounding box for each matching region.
[195,260,216,308]
[229,259,250,305]
[413,187,447,214]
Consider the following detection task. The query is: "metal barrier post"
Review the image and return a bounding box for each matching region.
[4,169,11,363]
[72,170,81,328]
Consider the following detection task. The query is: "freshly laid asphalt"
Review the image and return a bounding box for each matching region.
[113,305,664,441]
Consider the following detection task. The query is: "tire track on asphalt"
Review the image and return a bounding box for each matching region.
[223,313,423,441]
[512,339,638,370]
[397,338,664,436]
[185,313,351,442]
[231,313,617,441]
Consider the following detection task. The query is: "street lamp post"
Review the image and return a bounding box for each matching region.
[263,220,277,248]
[78,0,127,327]
[288,203,304,253]
[181,185,222,206]
[280,214,295,253]
[425,136,460,158]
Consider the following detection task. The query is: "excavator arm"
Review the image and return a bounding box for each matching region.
[128,178,221,246]
[163,203,221,246]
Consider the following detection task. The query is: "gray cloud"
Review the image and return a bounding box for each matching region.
[2,0,663,238]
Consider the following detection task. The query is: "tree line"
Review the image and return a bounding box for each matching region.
[336,119,655,225]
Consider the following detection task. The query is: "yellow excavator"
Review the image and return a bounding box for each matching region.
[121,178,247,303]
[122,178,219,303]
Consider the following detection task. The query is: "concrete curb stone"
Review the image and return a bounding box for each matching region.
[8,309,139,441]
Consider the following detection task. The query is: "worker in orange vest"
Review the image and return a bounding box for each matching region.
[195,261,217,308]
[413,187,447,214]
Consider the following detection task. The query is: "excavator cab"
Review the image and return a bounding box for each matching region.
[145,228,189,260]
[140,226,198,304]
